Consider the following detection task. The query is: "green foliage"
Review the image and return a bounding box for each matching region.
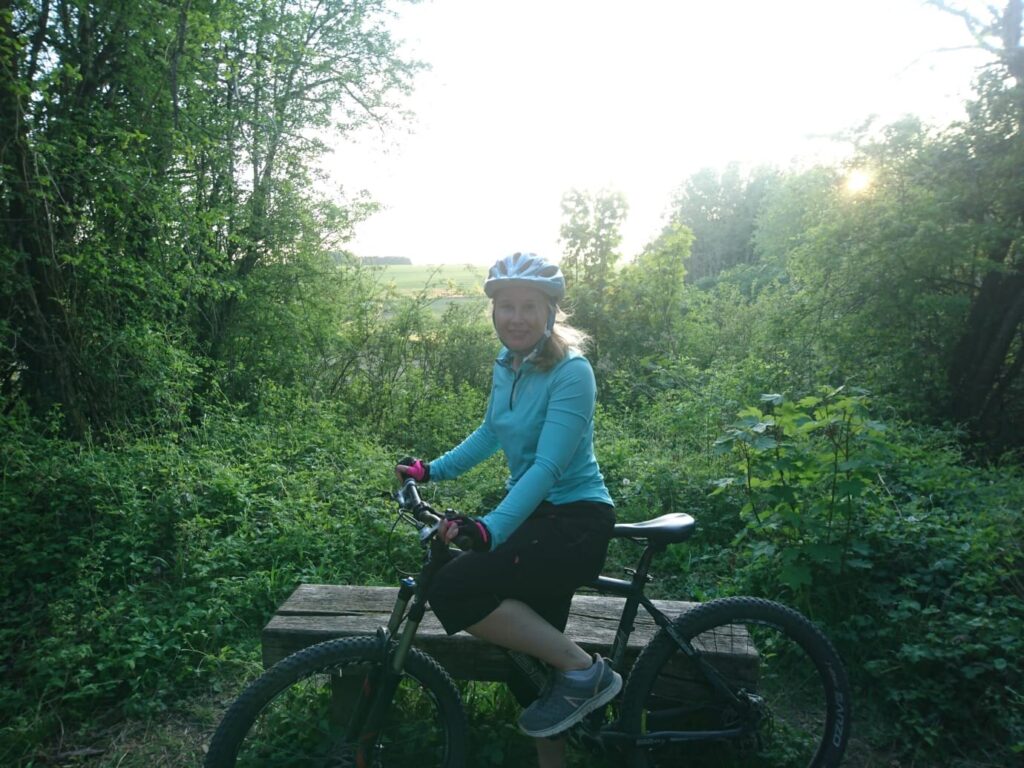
[559,188,629,362]
[1,0,421,437]
[758,120,975,419]
[4,3,1024,765]
[334,291,494,450]
[845,433,1024,760]
[669,164,780,285]
[559,188,628,291]
[0,395,401,761]
[713,387,890,608]
[712,389,1024,761]
[603,222,693,363]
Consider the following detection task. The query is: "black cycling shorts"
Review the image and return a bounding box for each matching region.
[427,499,615,706]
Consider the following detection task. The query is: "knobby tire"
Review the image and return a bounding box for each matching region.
[205,636,467,767]
[619,596,851,768]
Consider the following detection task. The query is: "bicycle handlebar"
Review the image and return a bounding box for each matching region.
[396,477,441,527]
[396,477,480,550]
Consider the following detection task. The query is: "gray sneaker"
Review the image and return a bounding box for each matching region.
[517,655,623,738]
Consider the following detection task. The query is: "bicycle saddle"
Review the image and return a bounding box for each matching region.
[612,513,696,544]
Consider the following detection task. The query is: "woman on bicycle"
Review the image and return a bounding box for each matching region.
[396,251,620,768]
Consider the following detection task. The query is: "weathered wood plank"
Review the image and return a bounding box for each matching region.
[261,584,719,680]
[261,583,761,718]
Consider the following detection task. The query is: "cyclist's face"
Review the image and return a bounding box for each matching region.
[492,285,549,356]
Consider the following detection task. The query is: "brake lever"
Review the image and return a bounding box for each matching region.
[420,518,441,544]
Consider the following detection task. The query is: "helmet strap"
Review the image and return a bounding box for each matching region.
[520,303,557,366]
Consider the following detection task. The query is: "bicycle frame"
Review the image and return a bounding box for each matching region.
[586,539,754,748]
[358,480,754,757]
[205,477,847,768]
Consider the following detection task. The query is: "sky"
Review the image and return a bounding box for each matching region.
[326,0,991,266]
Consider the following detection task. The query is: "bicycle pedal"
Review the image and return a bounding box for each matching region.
[566,720,605,752]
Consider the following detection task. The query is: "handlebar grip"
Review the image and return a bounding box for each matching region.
[401,477,422,507]
[400,478,440,526]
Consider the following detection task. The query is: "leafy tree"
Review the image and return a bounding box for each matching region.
[925,0,1024,450]
[559,188,627,290]
[1,0,203,434]
[604,221,692,363]
[745,2,1024,452]
[178,0,420,365]
[669,164,779,285]
[739,101,1024,452]
[558,188,628,361]
[752,120,971,414]
[0,0,420,435]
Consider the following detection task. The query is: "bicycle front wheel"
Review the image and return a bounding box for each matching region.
[619,597,850,768]
[205,636,467,767]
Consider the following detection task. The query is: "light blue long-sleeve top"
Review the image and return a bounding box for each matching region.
[429,347,613,548]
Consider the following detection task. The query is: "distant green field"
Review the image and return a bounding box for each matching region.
[375,263,487,296]
[373,263,488,314]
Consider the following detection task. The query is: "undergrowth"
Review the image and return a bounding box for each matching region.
[2,384,1021,766]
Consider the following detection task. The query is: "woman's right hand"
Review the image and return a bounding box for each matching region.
[395,457,430,483]
[440,514,491,551]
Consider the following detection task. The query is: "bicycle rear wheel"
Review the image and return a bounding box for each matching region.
[619,597,850,768]
[205,636,467,767]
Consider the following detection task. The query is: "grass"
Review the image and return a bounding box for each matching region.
[31,686,901,768]
[24,707,212,767]
[376,263,487,297]
[368,263,490,317]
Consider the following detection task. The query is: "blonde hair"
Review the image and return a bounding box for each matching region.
[534,308,590,371]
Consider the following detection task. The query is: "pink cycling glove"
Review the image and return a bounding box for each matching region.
[396,457,430,483]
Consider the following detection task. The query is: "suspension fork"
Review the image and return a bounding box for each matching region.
[349,542,446,759]
[342,578,414,745]
[353,594,430,760]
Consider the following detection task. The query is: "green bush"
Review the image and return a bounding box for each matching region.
[0,395,402,761]
[848,439,1024,760]
[3,325,1022,766]
[711,389,1024,762]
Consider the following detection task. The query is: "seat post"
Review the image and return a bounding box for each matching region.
[603,541,667,670]
[630,542,665,587]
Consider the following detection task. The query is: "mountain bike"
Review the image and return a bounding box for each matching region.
[204,477,851,767]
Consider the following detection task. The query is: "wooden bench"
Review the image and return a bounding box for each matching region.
[262,585,758,693]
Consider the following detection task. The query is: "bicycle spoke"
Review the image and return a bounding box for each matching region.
[235,666,446,765]
[621,598,850,768]
[206,638,466,768]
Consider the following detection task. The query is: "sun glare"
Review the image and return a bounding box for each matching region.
[844,169,873,195]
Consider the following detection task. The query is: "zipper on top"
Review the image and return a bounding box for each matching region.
[509,367,523,410]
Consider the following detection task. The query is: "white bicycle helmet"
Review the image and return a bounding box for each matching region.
[483,252,566,301]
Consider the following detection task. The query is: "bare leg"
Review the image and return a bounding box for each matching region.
[535,736,567,768]
[465,598,592,671]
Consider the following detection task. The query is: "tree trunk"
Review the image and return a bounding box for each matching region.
[942,1,1024,450]
[948,266,1024,444]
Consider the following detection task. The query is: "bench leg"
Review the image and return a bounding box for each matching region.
[329,670,364,727]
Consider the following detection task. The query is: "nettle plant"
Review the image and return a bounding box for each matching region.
[713,387,890,611]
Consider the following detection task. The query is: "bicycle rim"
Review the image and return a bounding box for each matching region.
[206,637,466,767]
[620,597,850,768]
